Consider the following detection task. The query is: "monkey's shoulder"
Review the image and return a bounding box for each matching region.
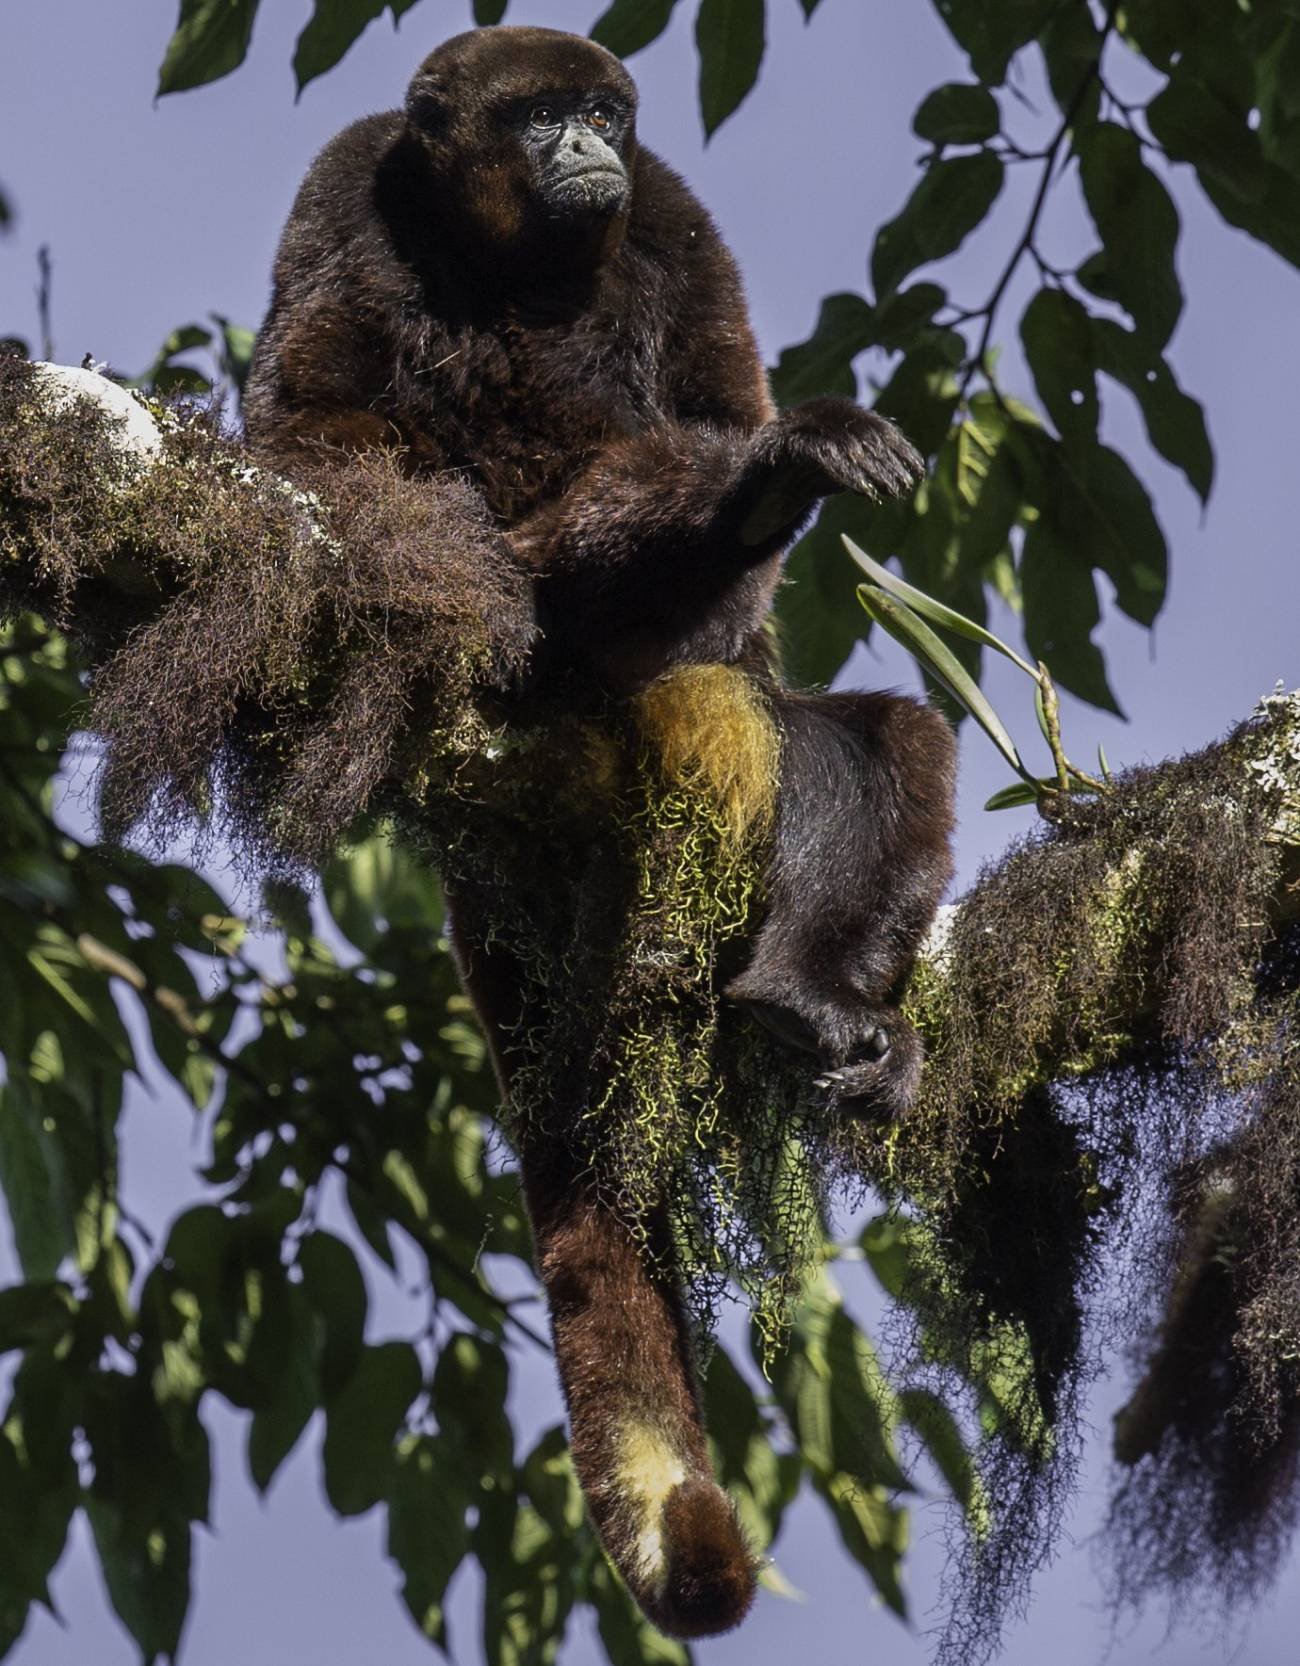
[625,148,740,288]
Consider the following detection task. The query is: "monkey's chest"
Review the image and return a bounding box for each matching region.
[427,320,659,521]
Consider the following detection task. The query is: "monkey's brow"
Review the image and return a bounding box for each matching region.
[495,83,630,114]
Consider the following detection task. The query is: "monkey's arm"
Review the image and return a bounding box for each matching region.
[511,402,921,684]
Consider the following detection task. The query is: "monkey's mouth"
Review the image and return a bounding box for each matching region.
[548,167,628,217]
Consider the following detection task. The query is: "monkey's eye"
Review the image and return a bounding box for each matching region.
[529,105,560,129]
[586,106,614,132]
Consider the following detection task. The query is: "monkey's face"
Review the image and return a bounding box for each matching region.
[513,93,634,223]
[405,26,638,260]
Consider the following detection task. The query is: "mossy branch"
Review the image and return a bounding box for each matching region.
[8,358,1300,1650]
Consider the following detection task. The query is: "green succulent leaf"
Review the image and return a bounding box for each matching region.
[843,535,1037,676]
[858,586,1030,774]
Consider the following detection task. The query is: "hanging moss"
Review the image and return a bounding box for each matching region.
[852,692,1300,1662]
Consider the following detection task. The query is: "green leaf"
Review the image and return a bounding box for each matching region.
[87,1495,192,1664]
[386,1433,471,1652]
[1147,74,1266,206]
[246,1282,320,1494]
[897,1387,987,1533]
[1019,288,1098,444]
[913,82,1000,145]
[126,322,215,396]
[1040,0,1103,131]
[871,153,1004,300]
[478,1499,576,1666]
[1090,317,1213,503]
[590,0,681,57]
[1020,521,1122,716]
[770,293,875,405]
[774,497,877,687]
[294,1,386,94]
[704,1346,801,1555]
[299,1229,368,1397]
[345,1177,397,1270]
[873,336,964,454]
[323,1341,422,1516]
[873,282,948,350]
[1077,123,1182,349]
[858,586,1029,775]
[931,0,1058,86]
[84,1372,208,1663]
[1076,248,1118,304]
[210,314,257,396]
[1067,442,1167,627]
[0,1360,77,1615]
[0,1080,76,1279]
[322,837,443,955]
[1258,20,1300,178]
[431,1333,514,1481]
[157,0,260,97]
[473,0,509,23]
[1012,423,1168,633]
[0,1281,76,1353]
[765,1270,912,1493]
[521,1426,584,1536]
[843,535,1037,676]
[588,1557,692,1664]
[812,1469,908,1616]
[1148,72,1300,271]
[695,0,766,138]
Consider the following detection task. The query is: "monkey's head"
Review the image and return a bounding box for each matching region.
[405,26,638,267]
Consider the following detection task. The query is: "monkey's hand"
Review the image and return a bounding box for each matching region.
[738,396,923,547]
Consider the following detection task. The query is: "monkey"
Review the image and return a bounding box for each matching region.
[243,24,955,1638]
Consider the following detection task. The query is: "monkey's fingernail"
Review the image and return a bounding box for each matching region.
[864,1027,890,1060]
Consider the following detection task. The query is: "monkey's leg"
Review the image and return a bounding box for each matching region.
[447,888,757,1637]
[724,690,956,1116]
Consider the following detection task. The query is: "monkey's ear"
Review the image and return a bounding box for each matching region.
[405,76,448,136]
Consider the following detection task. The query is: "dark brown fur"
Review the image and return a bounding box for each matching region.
[244,24,955,1635]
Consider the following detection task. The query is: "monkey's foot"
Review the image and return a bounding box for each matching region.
[724,970,922,1117]
[814,1011,922,1118]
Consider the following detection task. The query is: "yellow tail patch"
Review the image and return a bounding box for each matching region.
[615,1422,689,1589]
[633,664,780,847]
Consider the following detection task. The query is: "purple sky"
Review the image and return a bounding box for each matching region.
[2,2,1299,1663]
